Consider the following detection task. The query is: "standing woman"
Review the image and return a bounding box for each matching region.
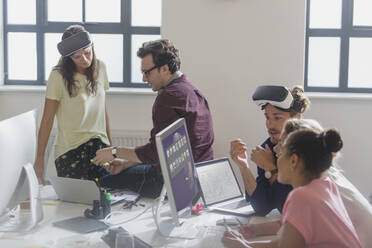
[34,25,112,184]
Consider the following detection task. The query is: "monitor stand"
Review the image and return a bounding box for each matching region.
[153,186,201,239]
[0,163,43,232]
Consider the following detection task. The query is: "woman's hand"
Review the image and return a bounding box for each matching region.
[222,229,253,248]
[34,156,45,185]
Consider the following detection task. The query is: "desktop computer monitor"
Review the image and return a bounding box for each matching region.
[155,118,200,238]
[0,109,43,231]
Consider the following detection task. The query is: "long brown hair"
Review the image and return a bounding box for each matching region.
[54,25,99,97]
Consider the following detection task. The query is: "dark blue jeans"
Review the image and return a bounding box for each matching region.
[99,164,164,199]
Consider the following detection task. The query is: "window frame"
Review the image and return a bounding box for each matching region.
[305,0,372,93]
[2,0,160,88]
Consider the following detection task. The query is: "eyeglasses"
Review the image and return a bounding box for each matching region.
[142,65,158,77]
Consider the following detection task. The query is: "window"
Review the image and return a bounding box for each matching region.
[3,0,161,87]
[305,0,372,93]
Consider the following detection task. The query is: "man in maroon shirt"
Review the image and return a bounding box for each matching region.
[93,39,214,198]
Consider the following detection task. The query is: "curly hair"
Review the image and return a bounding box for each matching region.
[54,25,98,97]
[137,39,180,74]
[289,86,310,116]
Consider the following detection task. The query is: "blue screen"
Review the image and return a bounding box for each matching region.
[161,123,197,211]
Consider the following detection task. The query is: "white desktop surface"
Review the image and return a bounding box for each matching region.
[0,186,280,248]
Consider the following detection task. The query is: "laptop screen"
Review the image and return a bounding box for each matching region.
[195,158,243,206]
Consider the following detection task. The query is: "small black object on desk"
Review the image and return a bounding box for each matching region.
[84,178,111,219]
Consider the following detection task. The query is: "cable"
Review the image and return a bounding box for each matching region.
[151,196,199,240]
[102,163,150,226]
[103,204,152,226]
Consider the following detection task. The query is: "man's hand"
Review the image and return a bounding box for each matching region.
[230,139,249,169]
[105,159,130,175]
[92,147,115,165]
[105,159,139,175]
[250,144,275,171]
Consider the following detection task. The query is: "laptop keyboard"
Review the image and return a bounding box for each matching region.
[218,199,249,209]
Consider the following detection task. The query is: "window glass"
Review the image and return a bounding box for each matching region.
[3,0,161,86]
[131,34,161,83]
[92,34,124,83]
[307,37,340,87]
[7,0,36,24]
[309,0,341,29]
[48,0,82,22]
[348,38,372,88]
[8,33,37,80]
[45,33,63,80]
[353,0,372,26]
[132,0,161,26]
[86,0,121,23]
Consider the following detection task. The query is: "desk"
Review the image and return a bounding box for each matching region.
[0,186,279,248]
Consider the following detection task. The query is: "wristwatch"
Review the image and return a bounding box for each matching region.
[264,169,278,179]
[112,146,117,158]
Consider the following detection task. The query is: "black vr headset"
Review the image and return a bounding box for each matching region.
[252,85,302,113]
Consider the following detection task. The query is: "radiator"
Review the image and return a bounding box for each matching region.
[110,130,149,147]
[44,129,148,178]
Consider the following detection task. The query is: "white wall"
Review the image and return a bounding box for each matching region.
[1,0,371,198]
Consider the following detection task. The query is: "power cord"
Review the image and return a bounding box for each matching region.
[102,169,151,226]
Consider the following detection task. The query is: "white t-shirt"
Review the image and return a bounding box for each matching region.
[325,167,372,248]
[46,60,110,158]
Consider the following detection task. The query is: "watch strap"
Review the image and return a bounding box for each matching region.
[112,146,117,158]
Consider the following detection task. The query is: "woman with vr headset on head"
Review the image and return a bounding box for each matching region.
[224,119,363,248]
[34,25,112,184]
[230,85,310,216]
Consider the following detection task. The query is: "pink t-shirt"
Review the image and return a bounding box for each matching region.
[282,177,362,248]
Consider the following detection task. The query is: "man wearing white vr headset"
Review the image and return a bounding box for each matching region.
[230,85,310,216]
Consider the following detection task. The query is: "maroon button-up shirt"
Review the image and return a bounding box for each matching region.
[135,74,214,167]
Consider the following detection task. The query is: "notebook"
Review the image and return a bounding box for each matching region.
[49,176,138,205]
[195,158,255,217]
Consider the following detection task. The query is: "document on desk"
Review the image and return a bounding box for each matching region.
[185,225,227,248]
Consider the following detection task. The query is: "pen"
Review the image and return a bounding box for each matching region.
[90,159,110,167]
[235,217,243,226]
[90,159,109,172]
[223,217,229,231]
[236,217,253,236]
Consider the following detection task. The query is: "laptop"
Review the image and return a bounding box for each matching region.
[49,176,138,205]
[195,158,255,217]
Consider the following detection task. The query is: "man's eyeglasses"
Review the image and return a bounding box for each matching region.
[142,65,158,77]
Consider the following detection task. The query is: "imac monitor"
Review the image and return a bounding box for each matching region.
[155,118,200,238]
[0,109,43,231]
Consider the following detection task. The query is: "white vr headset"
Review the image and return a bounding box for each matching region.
[252,85,302,112]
